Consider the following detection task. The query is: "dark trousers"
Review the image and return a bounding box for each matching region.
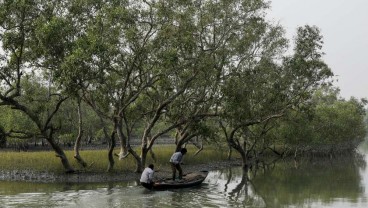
[141,182,153,190]
[171,163,183,180]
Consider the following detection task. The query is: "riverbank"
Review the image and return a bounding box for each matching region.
[0,159,242,183]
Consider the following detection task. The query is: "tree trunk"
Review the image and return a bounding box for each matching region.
[129,148,142,172]
[193,143,203,156]
[48,137,74,173]
[115,118,129,159]
[138,132,153,172]
[98,114,115,172]
[0,127,6,148]
[107,131,116,172]
[138,141,150,172]
[227,145,232,160]
[175,136,187,152]
[74,99,87,168]
[240,149,248,169]
[139,147,148,173]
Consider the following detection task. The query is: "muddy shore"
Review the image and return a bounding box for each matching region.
[0,159,242,183]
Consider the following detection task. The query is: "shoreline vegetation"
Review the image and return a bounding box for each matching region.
[0,159,243,183]
[1,142,363,183]
[0,145,242,183]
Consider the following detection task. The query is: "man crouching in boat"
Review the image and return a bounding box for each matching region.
[169,148,187,181]
[140,164,155,189]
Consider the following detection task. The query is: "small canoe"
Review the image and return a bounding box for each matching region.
[150,170,209,190]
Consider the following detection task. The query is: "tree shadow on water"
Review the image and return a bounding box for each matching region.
[218,151,367,208]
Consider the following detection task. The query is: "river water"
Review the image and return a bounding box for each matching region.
[1,145,368,208]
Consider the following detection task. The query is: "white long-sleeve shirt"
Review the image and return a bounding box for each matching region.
[170,152,183,165]
[140,167,154,183]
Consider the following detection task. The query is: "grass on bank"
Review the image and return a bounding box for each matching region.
[0,145,230,173]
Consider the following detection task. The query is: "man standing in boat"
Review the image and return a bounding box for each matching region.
[169,148,187,181]
[140,164,155,189]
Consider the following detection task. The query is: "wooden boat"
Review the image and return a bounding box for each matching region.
[149,170,209,190]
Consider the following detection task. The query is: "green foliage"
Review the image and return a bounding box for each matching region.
[53,99,104,144]
[274,87,367,150]
[0,105,38,144]
[313,100,366,144]
[0,0,365,172]
[58,133,75,145]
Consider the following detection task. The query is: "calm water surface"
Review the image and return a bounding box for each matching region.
[1,145,368,208]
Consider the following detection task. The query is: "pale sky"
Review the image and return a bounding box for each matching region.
[267,0,368,99]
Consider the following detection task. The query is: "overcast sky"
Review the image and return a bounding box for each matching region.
[266,0,368,99]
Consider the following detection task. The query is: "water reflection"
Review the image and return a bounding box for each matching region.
[250,154,367,207]
[206,167,266,207]
[1,151,368,207]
